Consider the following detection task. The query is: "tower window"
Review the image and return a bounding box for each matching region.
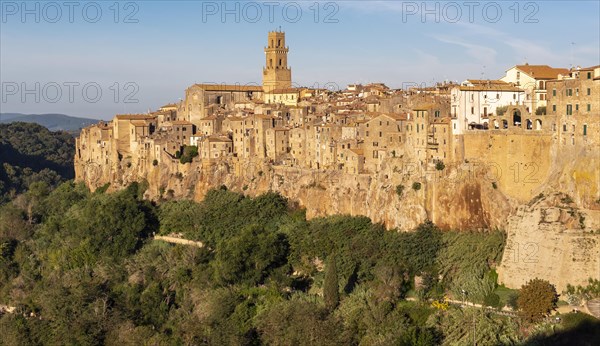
[279,59,282,66]
[278,39,281,47]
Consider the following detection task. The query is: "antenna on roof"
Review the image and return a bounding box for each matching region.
[570,42,575,69]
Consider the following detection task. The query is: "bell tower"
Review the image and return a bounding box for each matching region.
[263,31,292,92]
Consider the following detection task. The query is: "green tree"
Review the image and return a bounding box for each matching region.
[517,278,559,322]
[214,225,289,286]
[324,254,340,311]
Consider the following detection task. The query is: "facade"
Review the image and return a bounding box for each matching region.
[501,64,569,111]
[450,80,524,134]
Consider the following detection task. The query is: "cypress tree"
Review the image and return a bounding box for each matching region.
[324,254,339,311]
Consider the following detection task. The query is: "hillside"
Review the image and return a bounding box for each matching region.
[1,183,598,344]
[0,122,75,202]
[0,113,100,133]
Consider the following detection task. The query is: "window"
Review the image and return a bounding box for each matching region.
[471,107,474,114]
[379,131,382,137]
[588,72,592,79]
[583,124,588,136]
[552,105,556,112]
[516,71,520,79]
[552,89,556,96]
[566,104,573,115]
[576,104,579,111]
[576,88,579,96]
[587,104,591,112]
[587,88,591,96]
[563,124,567,132]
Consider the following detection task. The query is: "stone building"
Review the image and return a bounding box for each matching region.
[501,64,569,111]
[263,31,292,92]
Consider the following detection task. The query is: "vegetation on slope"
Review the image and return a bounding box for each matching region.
[0,122,74,203]
[0,182,598,345]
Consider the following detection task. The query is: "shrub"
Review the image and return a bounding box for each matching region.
[496,106,508,116]
[561,195,574,204]
[412,182,422,191]
[152,159,158,166]
[506,292,519,310]
[435,161,445,171]
[517,278,558,322]
[483,292,501,308]
[492,182,498,189]
[179,146,199,164]
[395,185,405,197]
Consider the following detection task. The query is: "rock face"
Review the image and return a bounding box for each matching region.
[75,131,600,291]
[497,195,600,292]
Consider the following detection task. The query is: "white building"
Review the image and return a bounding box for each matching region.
[500,64,569,112]
[450,80,525,134]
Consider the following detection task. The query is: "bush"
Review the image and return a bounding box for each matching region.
[435,161,445,171]
[518,278,558,322]
[496,106,508,116]
[152,159,158,166]
[412,182,422,191]
[179,146,199,164]
[395,185,405,197]
[492,182,497,189]
[484,292,501,308]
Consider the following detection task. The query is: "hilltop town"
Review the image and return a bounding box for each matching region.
[75,32,600,291]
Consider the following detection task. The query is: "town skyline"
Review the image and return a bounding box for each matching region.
[1,1,599,118]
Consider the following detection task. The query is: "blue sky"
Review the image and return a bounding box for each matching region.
[1,0,599,120]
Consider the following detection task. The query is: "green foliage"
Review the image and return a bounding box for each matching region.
[492,182,498,189]
[395,184,405,197]
[214,225,289,286]
[324,254,340,311]
[435,161,445,171]
[0,122,74,202]
[152,159,158,166]
[496,106,508,116]
[412,182,422,191]
[436,230,505,303]
[483,292,501,308]
[0,182,526,345]
[179,145,198,164]
[518,278,559,322]
[427,307,520,345]
[256,295,349,345]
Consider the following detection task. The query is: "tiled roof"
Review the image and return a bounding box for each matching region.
[192,84,263,92]
[514,65,570,79]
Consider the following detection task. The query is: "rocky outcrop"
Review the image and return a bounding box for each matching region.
[75,132,600,290]
[497,194,600,292]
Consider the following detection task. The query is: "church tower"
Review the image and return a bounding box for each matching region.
[263,31,292,92]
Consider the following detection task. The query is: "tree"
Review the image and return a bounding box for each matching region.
[517,278,558,322]
[324,254,340,311]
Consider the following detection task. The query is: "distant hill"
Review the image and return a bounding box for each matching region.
[0,122,75,202]
[0,113,100,133]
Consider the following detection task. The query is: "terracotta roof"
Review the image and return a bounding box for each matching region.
[514,65,569,79]
[349,148,364,155]
[192,84,263,92]
[204,136,232,143]
[115,114,156,120]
